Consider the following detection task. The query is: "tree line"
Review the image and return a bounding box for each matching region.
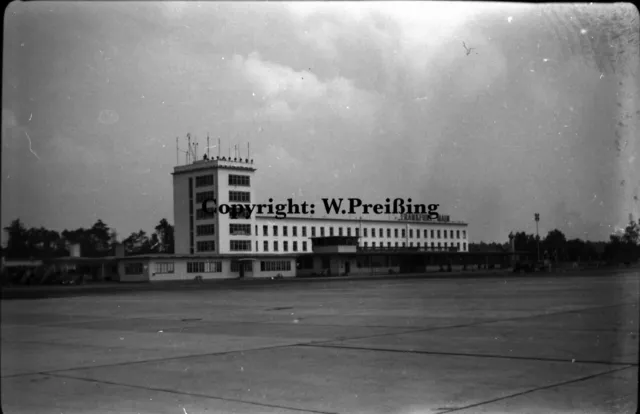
[471,219,640,263]
[2,218,174,260]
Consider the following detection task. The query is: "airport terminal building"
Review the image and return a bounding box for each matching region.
[112,156,470,282]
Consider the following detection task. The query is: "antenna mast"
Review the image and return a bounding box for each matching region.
[247,142,250,160]
[187,133,191,164]
[218,138,221,158]
[207,133,210,159]
[176,137,179,165]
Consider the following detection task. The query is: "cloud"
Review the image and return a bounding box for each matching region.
[231,52,381,126]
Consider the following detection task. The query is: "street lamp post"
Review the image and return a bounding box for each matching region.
[535,213,540,262]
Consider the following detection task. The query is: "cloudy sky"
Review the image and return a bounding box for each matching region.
[2,2,639,243]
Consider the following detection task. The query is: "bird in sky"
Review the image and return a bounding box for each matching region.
[462,42,476,56]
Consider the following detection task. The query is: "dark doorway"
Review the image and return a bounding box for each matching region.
[344,261,351,275]
[239,265,245,278]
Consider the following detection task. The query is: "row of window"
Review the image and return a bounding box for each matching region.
[261,260,292,272]
[230,223,251,236]
[129,260,289,274]
[194,174,250,189]
[187,261,222,273]
[261,240,308,252]
[196,191,214,203]
[260,225,466,240]
[229,174,250,187]
[360,241,467,250]
[195,175,214,188]
[197,224,215,236]
[197,241,216,252]
[229,191,250,203]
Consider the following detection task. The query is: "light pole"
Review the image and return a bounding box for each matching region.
[535,213,540,262]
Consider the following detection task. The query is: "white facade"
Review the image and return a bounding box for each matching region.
[253,216,469,255]
[157,155,470,282]
[173,157,469,258]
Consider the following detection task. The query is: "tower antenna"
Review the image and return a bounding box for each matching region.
[187,133,191,164]
[247,142,250,160]
[207,133,210,159]
[176,137,179,165]
[218,137,221,158]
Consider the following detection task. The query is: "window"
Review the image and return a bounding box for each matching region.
[195,174,214,187]
[230,240,251,251]
[388,242,391,247]
[196,224,215,236]
[229,224,251,236]
[424,230,428,238]
[229,191,250,203]
[431,230,435,238]
[417,242,421,248]
[311,227,316,237]
[416,229,420,238]
[124,263,143,275]
[387,229,391,238]
[320,227,325,236]
[410,242,413,247]
[364,242,368,247]
[293,226,297,237]
[402,229,406,238]
[372,242,376,248]
[457,242,460,250]
[409,229,413,238]
[263,225,268,236]
[364,228,368,237]
[197,241,216,252]
[303,241,307,251]
[155,262,174,274]
[372,228,376,237]
[187,261,222,273]
[256,241,258,252]
[463,230,467,238]
[329,227,334,236]
[431,242,435,247]
[380,228,383,237]
[444,242,448,248]
[395,229,399,238]
[463,242,467,251]
[273,226,278,237]
[450,230,454,238]
[355,228,359,237]
[195,191,214,203]
[283,226,288,236]
[229,209,251,219]
[274,241,279,252]
[284,241,288,252]
[228,174,250,186]
[260,260,292,272]
[403,242,406,247]
[196,209,215,220]
[302,226,307,237]
[438,242,441,247]
[437,230,441,238]
[231,261,253,272]
[456,230,460,239]
[395,242,399,247]
[293,241,298,252]
[339,227,343,236]
[263,241,269,252]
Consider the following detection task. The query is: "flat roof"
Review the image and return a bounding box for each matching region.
[255,215,468,226]
[118,253,299,261]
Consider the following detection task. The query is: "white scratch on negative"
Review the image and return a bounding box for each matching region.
[24,131,40,159]
[183,408,188,414]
